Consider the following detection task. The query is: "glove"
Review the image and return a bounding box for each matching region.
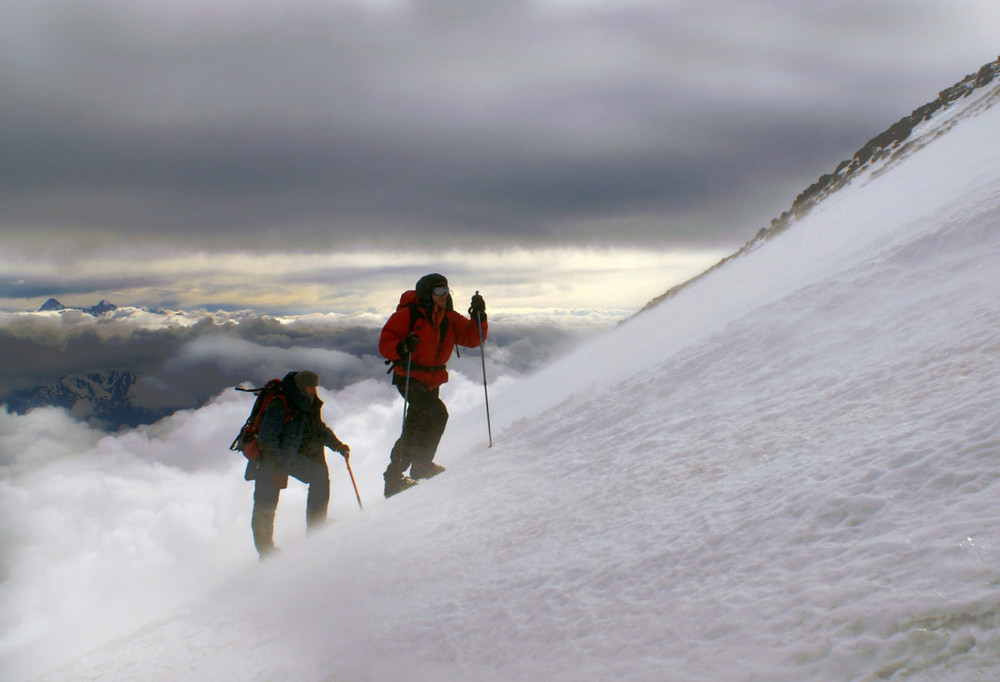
[396,333,419,357]
[468,292,486,318]
[336,443,350,458]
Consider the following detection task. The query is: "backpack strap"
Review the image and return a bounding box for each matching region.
[406,302,420,335]
[256,392,291,426]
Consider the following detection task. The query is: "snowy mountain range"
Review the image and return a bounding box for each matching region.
[1,370,167,430]
[36,297,120,316]
[4,57,1000,681]
[5,300,169,429]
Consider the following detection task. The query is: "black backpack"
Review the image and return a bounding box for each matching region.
[229,379,291,460]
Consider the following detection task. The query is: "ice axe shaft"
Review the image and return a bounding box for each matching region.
[345,458,363,510]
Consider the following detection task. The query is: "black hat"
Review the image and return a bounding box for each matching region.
[294,370,320,392]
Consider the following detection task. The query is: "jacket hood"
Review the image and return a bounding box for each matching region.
[414,273,453,311]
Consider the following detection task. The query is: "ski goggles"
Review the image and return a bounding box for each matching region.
[431,285,451,296]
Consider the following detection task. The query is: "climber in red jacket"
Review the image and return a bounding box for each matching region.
[379,273,487,497]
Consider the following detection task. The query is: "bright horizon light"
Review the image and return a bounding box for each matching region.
[0,246,726,317]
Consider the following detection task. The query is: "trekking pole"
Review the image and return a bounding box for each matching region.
[344,457,363,510]
[402,353,412,429]
[474,292,493,447]
[389,352,414,472]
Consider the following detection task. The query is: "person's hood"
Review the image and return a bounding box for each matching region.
[414,273,453,312]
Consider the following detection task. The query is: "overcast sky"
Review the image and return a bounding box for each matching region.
[1,0,997,314]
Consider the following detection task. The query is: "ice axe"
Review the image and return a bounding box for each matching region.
[344,456,363,510]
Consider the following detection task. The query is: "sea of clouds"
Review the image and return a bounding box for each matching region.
[0,305,624,409]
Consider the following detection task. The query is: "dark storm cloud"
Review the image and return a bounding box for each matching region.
[1,0,997,253]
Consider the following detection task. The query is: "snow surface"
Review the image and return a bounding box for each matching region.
[5,81,1000,681]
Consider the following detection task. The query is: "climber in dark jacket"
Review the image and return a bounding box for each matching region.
[245,370,350,558]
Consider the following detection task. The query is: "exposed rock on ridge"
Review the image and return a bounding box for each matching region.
[636,57,1000,317]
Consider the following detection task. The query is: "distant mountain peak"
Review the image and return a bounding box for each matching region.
[88,300,118,315]
[38,297,66,311]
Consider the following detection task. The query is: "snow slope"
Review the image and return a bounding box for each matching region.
[19,77,1000,680]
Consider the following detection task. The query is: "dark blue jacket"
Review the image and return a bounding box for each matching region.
[255,372,345,471]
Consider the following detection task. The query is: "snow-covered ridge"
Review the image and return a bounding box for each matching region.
[636,56,1000,316]
[777,57,1000,227]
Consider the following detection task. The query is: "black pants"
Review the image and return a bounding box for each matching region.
[386,379,449,479]
[250,453,329,555]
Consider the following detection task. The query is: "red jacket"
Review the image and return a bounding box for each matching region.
[379,290,488,389]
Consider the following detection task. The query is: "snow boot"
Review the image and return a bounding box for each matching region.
[384,472,418,498]
[410,462,446,480]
